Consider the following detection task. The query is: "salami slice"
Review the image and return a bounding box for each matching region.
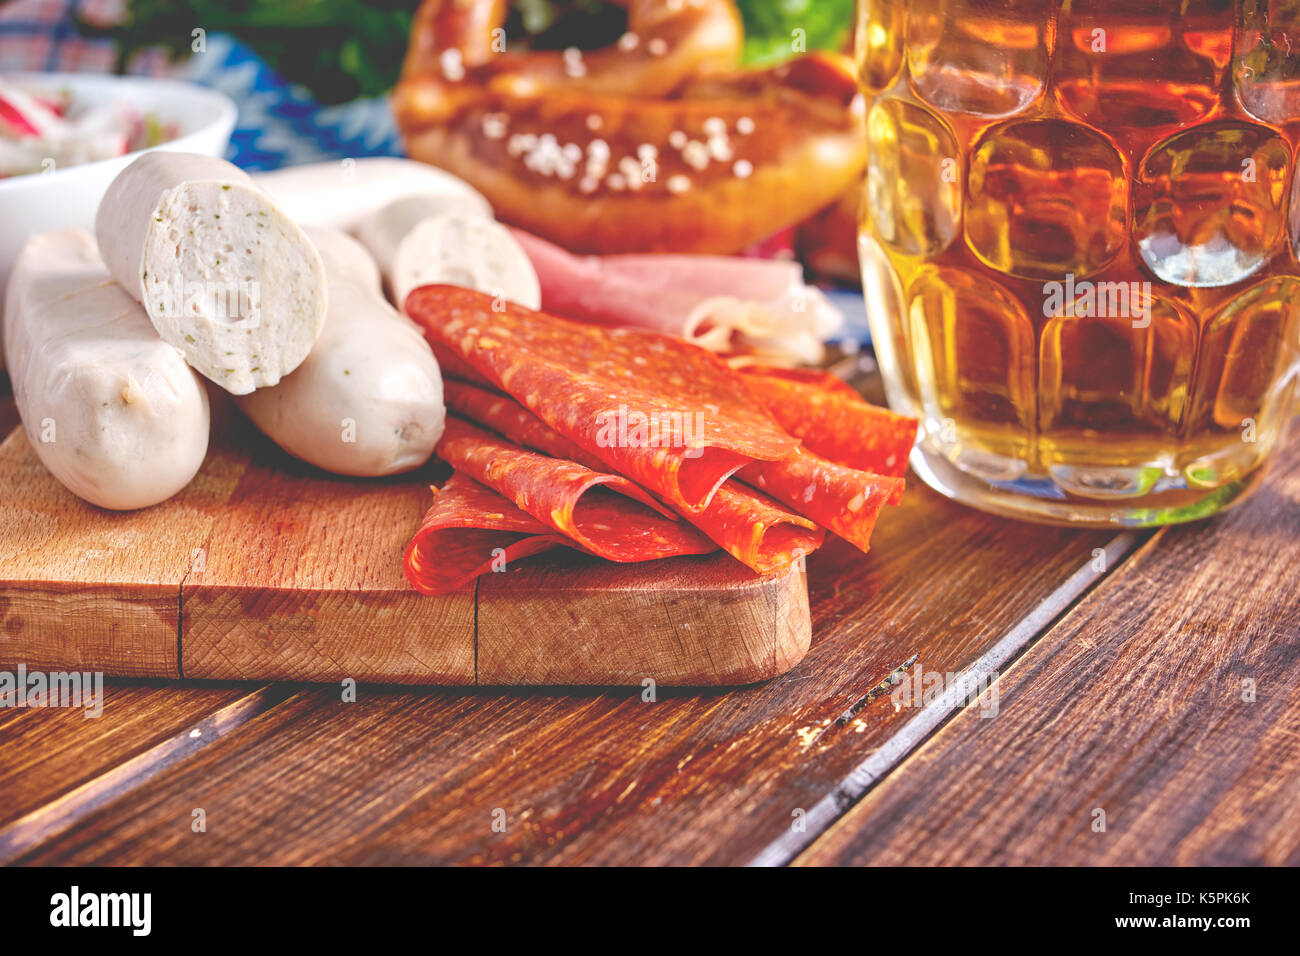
[740,364,863,400]
[444,378,607,473]
[440,381,822,574]
[406,286,800,511]
[429,341,494,388]
[437,416,715,562]
[738,365,917,478]
[740,448,904,554]
[404,473,569,595]
[690,481,825,574]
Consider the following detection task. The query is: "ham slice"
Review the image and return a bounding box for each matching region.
[511,228,843,364]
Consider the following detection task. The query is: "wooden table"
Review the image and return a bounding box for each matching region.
[1,378,1297,867]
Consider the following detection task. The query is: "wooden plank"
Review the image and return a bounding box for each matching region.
[0,429,241,678]
[477,549,809,685]
[10,475,1127,865]
[178,425,476,685]
[0,686,289,864]
[0,683,273,843]
[0,416,810,686]
[796,437,1300,867]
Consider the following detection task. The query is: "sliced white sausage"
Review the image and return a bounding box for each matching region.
[94,151,327,395]
[354,193,492,294]
[357,205,541,311]
[251,157,490,231]
[234,227,445,477]
[3,229,210,510]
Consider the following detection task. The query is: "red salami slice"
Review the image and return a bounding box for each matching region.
[404,473,570,595]
[437,416,715,563]
[440,381,821,574]
[690,481,824,573]
[430,341,494,388]
[738,365,917,478]
[739,364,863,400]
[444,379,608,473]
[740,448,904,553]
[406,286,800,511]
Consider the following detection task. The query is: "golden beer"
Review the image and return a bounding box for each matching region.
[856,0,1300,524]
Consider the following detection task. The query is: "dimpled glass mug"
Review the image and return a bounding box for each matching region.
[855,0,1300,526]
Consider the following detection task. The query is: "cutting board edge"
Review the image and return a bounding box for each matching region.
[0,424,816,688]
[476,560,812,686]
[0,579,181,679]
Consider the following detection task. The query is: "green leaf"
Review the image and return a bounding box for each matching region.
[735,0,854,64]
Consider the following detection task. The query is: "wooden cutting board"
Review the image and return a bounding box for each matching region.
[0,421,810,687]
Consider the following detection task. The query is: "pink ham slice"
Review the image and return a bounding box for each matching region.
[510,228,842,362]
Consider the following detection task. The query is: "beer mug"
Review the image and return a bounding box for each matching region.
[856,1,1300,525]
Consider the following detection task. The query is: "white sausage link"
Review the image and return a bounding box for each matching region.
[95,152,328,395]
[3,229,211,510]
[234,227,446,477]
[251,157,490,231]
[355,199,541,312]
[354,193,492,295]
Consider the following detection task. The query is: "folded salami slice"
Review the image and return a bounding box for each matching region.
[404,473,570,595]
[740,364,863,400]
[444,379,606,472]
[691,481,824,574]
[740,449,904,554]
[430,341,494,388]
[439,379,821,574]
[406,286,800,511]
[437,416,715,563]
[738,365,918,478]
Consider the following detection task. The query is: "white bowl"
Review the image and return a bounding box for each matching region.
[0,72,237,352]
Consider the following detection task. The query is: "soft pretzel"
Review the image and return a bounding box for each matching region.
[393,0,866,255]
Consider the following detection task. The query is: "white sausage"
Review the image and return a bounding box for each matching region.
[354,193,492,293]
[94,151,328,395]
[233,227,445,477]
[3,229,210,510]
[356,202,541,311]
[251,158,490,231]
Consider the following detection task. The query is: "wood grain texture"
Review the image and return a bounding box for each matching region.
[796,437,1300,866]
[0,683,251,830]
[0,417,810,686]
[178,425,477,685]
[0,685,288,864]
[477,549,810,685]
[0,429,234,678]
[11,476,1122,866]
